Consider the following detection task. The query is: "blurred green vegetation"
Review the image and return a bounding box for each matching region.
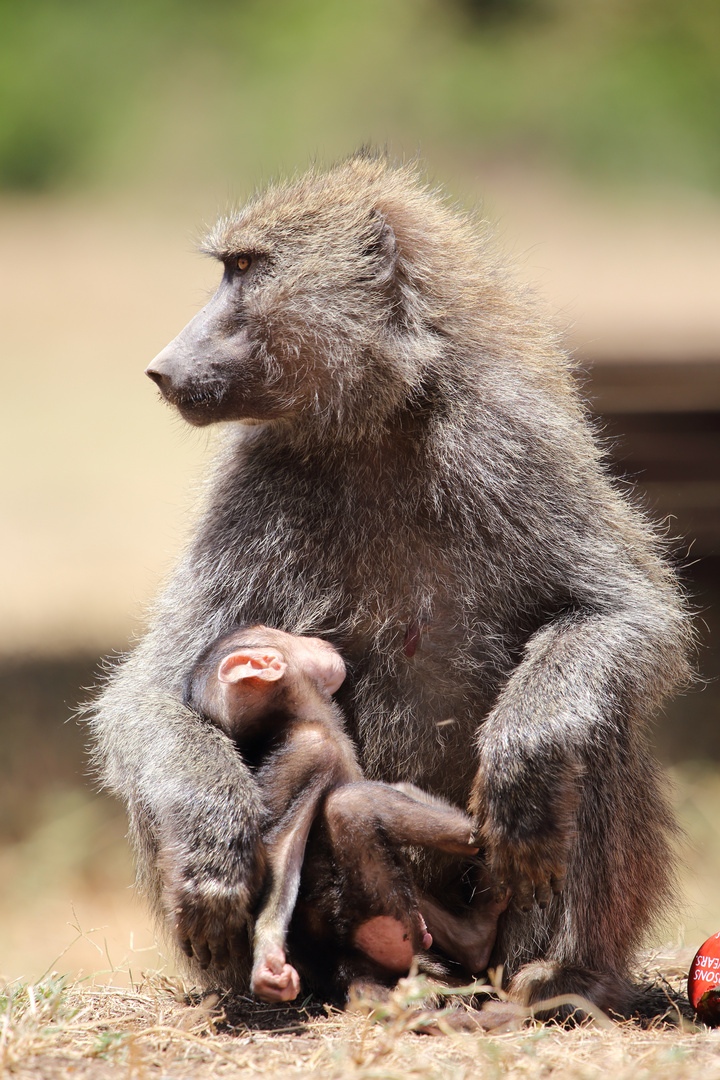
[0,0,718,193]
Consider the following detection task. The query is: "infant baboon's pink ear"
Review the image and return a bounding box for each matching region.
[217,649,287,686]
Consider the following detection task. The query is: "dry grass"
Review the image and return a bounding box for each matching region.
[2,958,719,1080]
[2,768,720,1076]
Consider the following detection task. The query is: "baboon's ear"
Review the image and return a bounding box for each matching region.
[365,209,408,328]
[366,209,398,286]
[218,650,287,686]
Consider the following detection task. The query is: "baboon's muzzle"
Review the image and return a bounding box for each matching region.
[144,287,254,422]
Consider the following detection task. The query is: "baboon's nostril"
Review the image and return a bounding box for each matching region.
[145,367,166,388]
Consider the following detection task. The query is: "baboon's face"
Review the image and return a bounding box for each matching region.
[146,252,290,426]
[146,188,399,428]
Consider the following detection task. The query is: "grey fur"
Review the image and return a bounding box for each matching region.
[89,153,693,1011]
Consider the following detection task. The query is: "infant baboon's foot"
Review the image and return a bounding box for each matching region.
[352,913,432,973]
[251,946,301,1003]
[458,893,510,973]
[419,889,508,974]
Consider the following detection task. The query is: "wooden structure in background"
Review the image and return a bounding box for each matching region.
[588,357,720,761]
[590,359,720,559]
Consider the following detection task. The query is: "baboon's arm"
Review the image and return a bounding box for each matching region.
[469,603,681,911]
[91,651,267,970]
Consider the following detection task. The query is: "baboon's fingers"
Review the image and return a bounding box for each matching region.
[550,873,565,895]
[194,940,212,969]
[492,880,509,904]
[180,937,194,958]
[515,879,534,912]
[534,881,552,909]
[211,937,230,968]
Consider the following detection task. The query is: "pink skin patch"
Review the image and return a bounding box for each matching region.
[251,945,301,1003]
[352,914,432,973]
[403,621,422,658]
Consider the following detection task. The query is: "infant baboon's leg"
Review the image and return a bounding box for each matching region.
[361,781,478,854]
[322,781,479,973]
[390,781,510,972]
[419,892,509,974]
[251,721,359,1002]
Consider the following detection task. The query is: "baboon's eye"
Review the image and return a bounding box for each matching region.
[236,255,252,273]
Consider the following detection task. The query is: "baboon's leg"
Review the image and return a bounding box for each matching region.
[321,781,480,972]
[251,721,359,1002]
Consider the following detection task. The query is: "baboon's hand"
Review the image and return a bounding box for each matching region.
[160,837,267,969]
[469,755,581,913]
[483,842,567,912]
[168,877,251,969]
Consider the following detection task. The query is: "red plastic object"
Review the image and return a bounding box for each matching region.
[688,933,720,1023]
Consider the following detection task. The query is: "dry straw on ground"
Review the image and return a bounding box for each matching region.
[2,953,719,1080]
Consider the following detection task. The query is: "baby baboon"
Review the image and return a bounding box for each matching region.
[91,153,692,1015]
[184,625,499,1002]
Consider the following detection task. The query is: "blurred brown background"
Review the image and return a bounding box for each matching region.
[1,0,719,986]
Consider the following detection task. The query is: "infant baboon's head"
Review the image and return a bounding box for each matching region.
[185,626,346,736]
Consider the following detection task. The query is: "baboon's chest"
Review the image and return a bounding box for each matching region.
[237,463,502,685]
[230,453,505,794]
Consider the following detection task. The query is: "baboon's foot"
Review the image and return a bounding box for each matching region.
[507,960,633,1022]
[251,945,301,1003]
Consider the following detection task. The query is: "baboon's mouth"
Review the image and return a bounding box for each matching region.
[164,384,228,426]
[177,400,225,427]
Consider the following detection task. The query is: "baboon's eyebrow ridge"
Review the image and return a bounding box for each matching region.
[200,217,270,261]
[200,239,268,263]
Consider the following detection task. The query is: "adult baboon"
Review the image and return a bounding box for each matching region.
[91,153,691,1014]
